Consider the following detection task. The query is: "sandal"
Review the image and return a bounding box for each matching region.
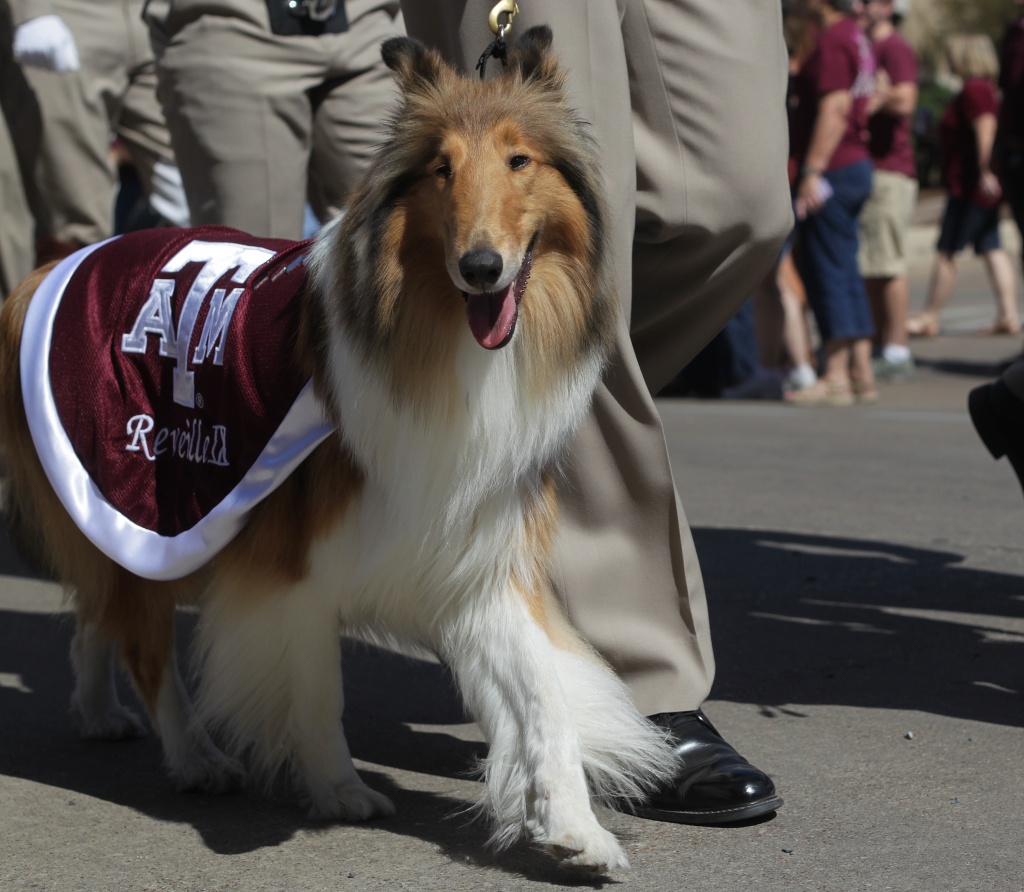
[978,317,1022,335]
[906,312,940,337]
[853,381,880,405]
[784,379,855,407]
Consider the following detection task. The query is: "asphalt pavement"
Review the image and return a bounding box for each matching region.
[1,231,1023,892]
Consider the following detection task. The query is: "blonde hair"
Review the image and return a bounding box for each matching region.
[945,33,999,81]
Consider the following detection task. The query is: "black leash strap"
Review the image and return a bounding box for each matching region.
[476,0,519,79]
[475,37,509,79]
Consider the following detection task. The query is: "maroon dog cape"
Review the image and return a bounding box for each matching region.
[22,227,335,580]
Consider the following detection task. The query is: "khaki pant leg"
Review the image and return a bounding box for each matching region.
[24,0,153,245]
[0,116,34,295]
[611,0,791,712]
[627,0,793,392]
[308,7,404,220]
[113,2,177,196]
[154,18,317,237]
[0,0,36,293]
[156,8,399,239]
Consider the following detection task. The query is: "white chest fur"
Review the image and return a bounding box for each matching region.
[312,322,598,639]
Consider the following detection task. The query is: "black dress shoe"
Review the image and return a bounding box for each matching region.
[968,380,1024,494]
[631,710,782,825]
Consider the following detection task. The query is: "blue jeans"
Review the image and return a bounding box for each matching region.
[796,159,875,341]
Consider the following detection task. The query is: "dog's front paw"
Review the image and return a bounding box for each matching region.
[71,696,148,740]
[539,822,630,874]
[307,782,396,822]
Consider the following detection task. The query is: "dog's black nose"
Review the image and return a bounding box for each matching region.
[459,249,503,290]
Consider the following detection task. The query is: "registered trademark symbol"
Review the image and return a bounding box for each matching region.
[196,393,205,409]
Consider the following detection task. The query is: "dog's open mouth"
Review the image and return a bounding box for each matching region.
[463,237,535,350]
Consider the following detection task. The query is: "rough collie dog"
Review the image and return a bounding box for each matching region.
[0,27,675,870]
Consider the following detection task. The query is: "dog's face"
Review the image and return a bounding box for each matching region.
[316,27,617,415]
[371,28,610,353]
[428,119,542,350]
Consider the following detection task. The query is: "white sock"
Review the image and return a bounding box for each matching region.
[788,363,817,389]
[882,343,911,364]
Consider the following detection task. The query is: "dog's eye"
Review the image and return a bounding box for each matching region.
[509,155,531,171]
[434,163,452,181]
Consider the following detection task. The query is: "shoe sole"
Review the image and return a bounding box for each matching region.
[629,795,784,826]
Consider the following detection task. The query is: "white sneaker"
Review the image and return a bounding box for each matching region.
[784,364,818,392]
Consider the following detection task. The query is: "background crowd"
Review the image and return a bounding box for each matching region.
[4,0,1024,410]
[669,0,1024,408]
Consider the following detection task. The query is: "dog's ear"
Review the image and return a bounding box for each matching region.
[507,25,561,87]
[381,36,445,90]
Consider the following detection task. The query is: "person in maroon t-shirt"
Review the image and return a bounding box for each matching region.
[856,0,918,382]
[909,34,1020,338]
[787,0,878,407]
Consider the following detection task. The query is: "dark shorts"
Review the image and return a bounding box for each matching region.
[936,195,1001,256]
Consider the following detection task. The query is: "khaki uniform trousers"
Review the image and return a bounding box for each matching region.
[400,0,793,714]
[0,0,37,295]
[19,0,176,247]
[148,0,403,239]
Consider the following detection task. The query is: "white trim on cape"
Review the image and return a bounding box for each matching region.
[21,238,335,581]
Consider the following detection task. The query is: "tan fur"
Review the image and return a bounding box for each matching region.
[373,194,465,417]
[516,475,581,654]
[215,435,363,590]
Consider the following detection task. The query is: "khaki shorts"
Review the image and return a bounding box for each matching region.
[858,169,919,278]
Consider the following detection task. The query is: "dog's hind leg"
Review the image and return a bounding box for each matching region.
[286,611,395,822]
[100,570,243,793]
[196,579,395,820]
[70,616,147,739]
[440,589,631,873]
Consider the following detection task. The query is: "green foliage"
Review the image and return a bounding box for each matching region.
[914,0,1015,72]
[917,80,957,121]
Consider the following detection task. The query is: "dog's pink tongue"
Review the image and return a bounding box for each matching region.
[465,284,517,349]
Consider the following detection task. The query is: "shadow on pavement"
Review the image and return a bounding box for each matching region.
[0,527,1021,869]
[694,528,1024,728]
[0,605,610,885]
[912,356,1012,379]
